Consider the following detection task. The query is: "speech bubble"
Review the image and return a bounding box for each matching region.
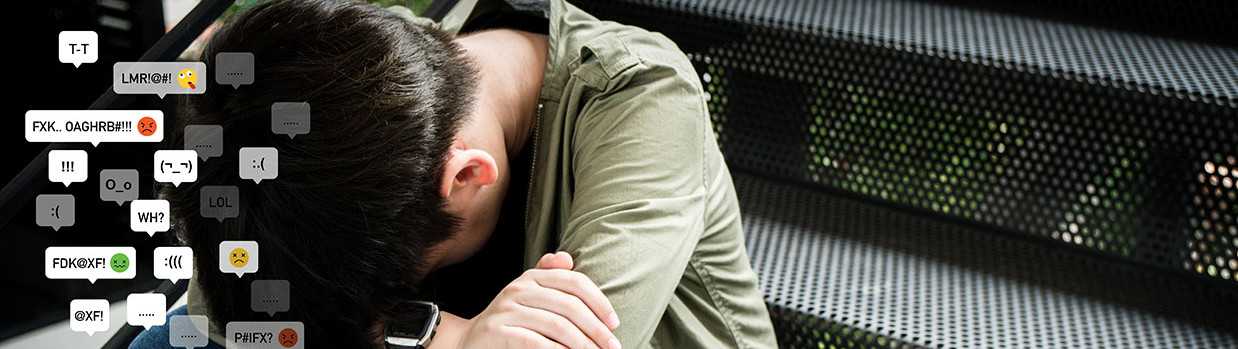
[216,52,255,89]
[99,169,139,205]
[251,280,290,317]
[226,321,303,349]
[271,103,310,139]
[70,299,109,336]
[200,186,239,222]
[59,31,98,68]
[36,194,75,231]
[239,148,278,184]
[184,125,224,161]
[220,241,259,278]
[127,293,167,330]
[45,246,136,283]
[153,246,194,284]
[48,150,88,186]
[114,62,207,98]
[170,315,211,349]
[131,199,170,236]
[26,110,165,146]
[155,150,198,186]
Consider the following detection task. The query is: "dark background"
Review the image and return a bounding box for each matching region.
[2,0,173,340]
[3,0,514,341]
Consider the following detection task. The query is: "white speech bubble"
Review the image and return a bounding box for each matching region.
[130,199,170,236]
[48,150,88,186]
[59,31,98,68]
[153,246,194,284]
[127,293,167,330]
[46,247,136,283]
[226,321,303,349]
[219,241,259,278]
[26,110,164,147]
[70,299,109,336]
[154,150,198,186]
[170,315,211,349]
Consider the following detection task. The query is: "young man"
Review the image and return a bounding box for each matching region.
[154,0,776,347]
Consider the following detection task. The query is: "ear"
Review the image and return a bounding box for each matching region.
[439,147,499,199]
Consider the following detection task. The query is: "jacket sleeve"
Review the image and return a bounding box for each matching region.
[558,58,709,346]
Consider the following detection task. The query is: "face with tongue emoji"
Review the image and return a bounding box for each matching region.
[177,68,198,89]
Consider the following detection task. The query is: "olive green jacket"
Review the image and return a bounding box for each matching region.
[192,1,777,347]
[419,0,779,347]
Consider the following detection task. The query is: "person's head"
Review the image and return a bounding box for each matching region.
[161,0,503,346]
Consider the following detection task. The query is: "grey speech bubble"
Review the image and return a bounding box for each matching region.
[169,315,210,349]
[271,102,310,139]
[200,186,239,222]
[184,125,223,161]
[251,280,290,316]
[98,169,139,205]
[239,148,279,184]
[226,321,303,349]
[216,52,254,89]
[36,194,75,231]
[113,62,207,98]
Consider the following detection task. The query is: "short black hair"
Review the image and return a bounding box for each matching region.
[161,0,477,346]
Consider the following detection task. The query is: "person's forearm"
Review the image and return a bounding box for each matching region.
[426,311,466,349]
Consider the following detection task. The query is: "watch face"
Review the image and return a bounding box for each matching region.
[387,304,433,339]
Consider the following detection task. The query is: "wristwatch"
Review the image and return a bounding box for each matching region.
[385,301,440,349]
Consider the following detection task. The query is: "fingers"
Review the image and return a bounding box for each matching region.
[514,285,617,349]
[526,269,621,330]
[536,251,575,270]
[506,306,600,349]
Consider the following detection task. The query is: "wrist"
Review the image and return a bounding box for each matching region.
[425,311,467,349]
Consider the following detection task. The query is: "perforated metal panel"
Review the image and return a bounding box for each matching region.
[571,0,1238,347]
[925,0,1238,47]
[579,0,1238,287]
[735,173,1238,348]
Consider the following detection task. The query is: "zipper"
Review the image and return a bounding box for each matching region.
[523,102,544,234]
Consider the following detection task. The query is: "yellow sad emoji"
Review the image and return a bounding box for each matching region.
[178,69,198,89]
[230,248,249,267]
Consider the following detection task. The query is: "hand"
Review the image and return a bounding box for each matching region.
[451,252,621,349]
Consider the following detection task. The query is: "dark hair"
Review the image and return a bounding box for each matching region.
[161,0,477,346]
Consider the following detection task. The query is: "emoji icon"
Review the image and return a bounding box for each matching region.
[230,248,249,267]
[279,328,298,348]
[46,247,136,283]
[137,116,157,136]
[110,253,130,273]
[178,69,198,89]
[219,241,259,277]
